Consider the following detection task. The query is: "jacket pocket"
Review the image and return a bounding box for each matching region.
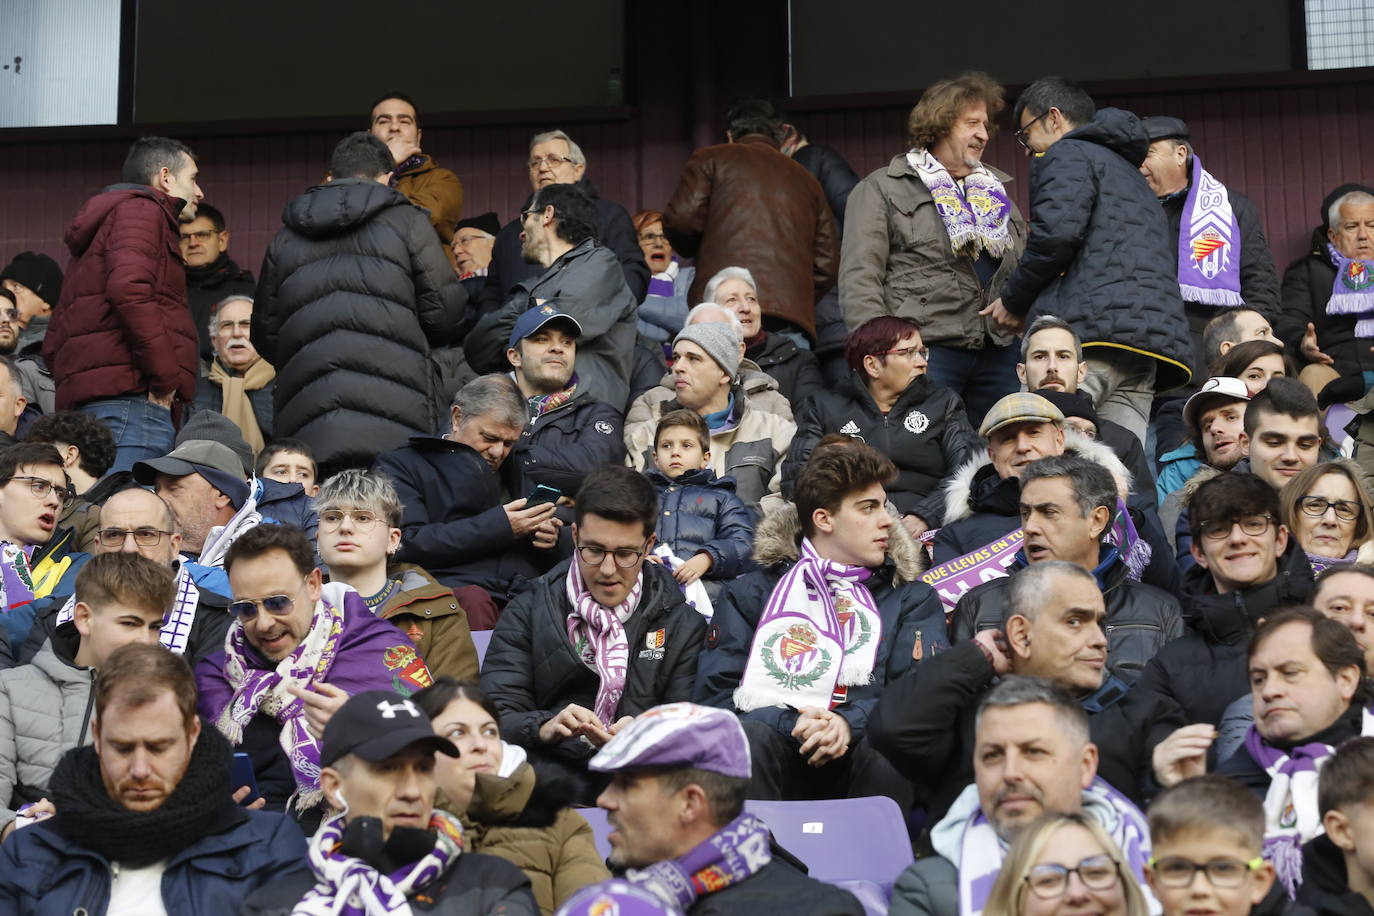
[1104,623,1164,684]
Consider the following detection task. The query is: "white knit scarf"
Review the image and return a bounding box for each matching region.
[564,562,643,725]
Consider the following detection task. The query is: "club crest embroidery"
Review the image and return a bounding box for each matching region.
[903,410,929,434]
[594,420,614,434]
[1343,260,1372,292]
[838,420,861,437]
[645,628,666,650]
[761,623,833,691]
[587,897,620,916]
[383,644,433,693]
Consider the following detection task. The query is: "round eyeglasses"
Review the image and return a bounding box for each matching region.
[1024,855,1120,899]
[1148,856,1264,889]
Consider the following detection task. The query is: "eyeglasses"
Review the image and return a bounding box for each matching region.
[520,207,545,222]
[876,345,929,361]
[1148,856,1264,889]
[1299,495,1360,521]
[527,154,575,171]
[1024,855,1120,899]
[0,308,18,323]
[576,541,649,569]
[179,229,217,244]
[229,581,308,621]
[1015,111,1049,151]
[6,475,73,507]
[1199,514,1274,541]
[319,509,383,532]
[97,527,174,548]
[638,232,668,244]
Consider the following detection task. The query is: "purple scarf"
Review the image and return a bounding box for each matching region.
[623,812,772,910]
[1178,155,1244,306]
[565,563,643,725]
[0,543,35,614]
[1307,549,1357,576]
[1322,243,1374,337]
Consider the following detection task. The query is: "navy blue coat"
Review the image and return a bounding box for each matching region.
[646,467,755,579]
[501,390,626,502]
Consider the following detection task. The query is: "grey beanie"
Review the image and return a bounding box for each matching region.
[673,321,741,380]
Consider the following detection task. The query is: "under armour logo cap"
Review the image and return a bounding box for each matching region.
[320,689,458,766]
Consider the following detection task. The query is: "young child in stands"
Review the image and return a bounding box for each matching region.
[1146,775,1278,916]
[255,437,318,496]
[1303,736,1374,914]
[645,409,754,591]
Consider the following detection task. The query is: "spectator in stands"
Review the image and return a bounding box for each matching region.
[583,702,865,914]
[696,440,941,805]
[180,202,255,361]
[453,211,500,294]
[0,444,72,645]
[0,553,170,841]
[197,524,434,818]
[626,321,796,514]
[133,439,260,569]
[369,91,465,250]
[1138,116,1280,378]
[0,291,16,358]
[1280,459,1374,564]
[635,209,693,346]
[842,72,1027,426]
[1303,736,1374,914]
[194,295,274,455]
[252,131,466,478]
[987,78,1191,443]
[706,266,823,408]
[889,677,1154,916]
[952,455,1183,685]
[1145,776,1280,916]
[1313,564,1374,672]
[23,410,115,500]
[475,131,646,337]
[256,438,317,497]
[786,316,980,537]
[502,304,625,502]
[1277,183,1374,399]
[480,468,705,784]
[241,689,538,915]
[316,469,478,681]
[44,137,203,472]
[1157,376,1251,508]
[374,375,561,628]
[0,643,308,912]
[646,409,754,597]
[467,184,639,411]
[1212,338,1297,397]
[415,678,610,915]
[1,253,61,415]
[0,357,27,450]
[664,97,838,349]
[1137,472,1314,728]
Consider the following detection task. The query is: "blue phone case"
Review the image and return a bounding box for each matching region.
[231,752,260,804]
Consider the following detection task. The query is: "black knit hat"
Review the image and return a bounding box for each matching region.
[1320,183,1374,229]
[0,252,62,305]
[455,211,501,237]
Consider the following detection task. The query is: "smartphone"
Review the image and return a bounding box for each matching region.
[527,484,561,507]
[231,751,260,805]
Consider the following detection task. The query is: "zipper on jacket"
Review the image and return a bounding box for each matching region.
[77,672,97,747]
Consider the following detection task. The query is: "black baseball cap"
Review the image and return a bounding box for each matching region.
[320,690,459,766]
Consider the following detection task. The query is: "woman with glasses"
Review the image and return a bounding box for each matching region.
[632,209,693,347]
[983,812,1151,916]
[1279,460,1374,569]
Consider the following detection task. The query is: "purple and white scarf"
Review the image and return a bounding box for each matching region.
[56,558,200,655]
[0,542,35,615]
[565,562,643,725]
[1178,154,1244,306]
[1307,549,1357,577]
[1322,243,1374,338]
[622,812,772,910]
[1243,708,1374,896]
[292,811,464,916]
[735,538,882,713]
[908,148,1014,259]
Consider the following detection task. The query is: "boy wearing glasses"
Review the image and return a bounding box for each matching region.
[0,443,76,649]
[480,466,705,790]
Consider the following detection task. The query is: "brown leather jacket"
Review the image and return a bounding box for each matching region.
[663,134,838,340]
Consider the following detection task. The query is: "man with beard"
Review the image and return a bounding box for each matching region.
[369,92,465,254]
[179,203,255,361]
[0,643,307,913]
[193,295,274,455]
[133,439,260,575]
[1156,376,1251,548]
[466,183,639,411]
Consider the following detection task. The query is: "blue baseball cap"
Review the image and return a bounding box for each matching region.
[508,302,583,350]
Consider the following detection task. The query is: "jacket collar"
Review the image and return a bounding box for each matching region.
[886,151,1015,185]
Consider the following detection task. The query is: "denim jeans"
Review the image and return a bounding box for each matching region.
[81,396,175,473]
[924,343,1021,429]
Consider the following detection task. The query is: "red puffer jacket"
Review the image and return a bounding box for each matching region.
[43,185,198,411]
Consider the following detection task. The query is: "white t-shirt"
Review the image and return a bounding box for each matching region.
[107,859,169,916]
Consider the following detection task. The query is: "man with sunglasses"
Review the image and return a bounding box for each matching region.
[481,466,705,790]
[197,524,433,821]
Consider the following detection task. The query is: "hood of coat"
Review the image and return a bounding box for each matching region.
[752,499,926,583]
[65,185,179,258]
[34,629,93,686]
[467,756,584,830]
[1063,107,1151,168]
[281,178,410,239]
[942,428,1131,525]
[645,466,735,491]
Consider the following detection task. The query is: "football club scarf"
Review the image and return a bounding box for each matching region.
[907,148,1014,259]
[293,811,464,916]
[735,537,882,713]
[0,542,35,614]
[622,812,772,911]
[1242,708,1374,896]
[1178,154,1244,306]
[1322,243,1374,338]
[565,562,643,725]
[526,375,578,421]
[1307,549,1357,577]
[55,559,201,655]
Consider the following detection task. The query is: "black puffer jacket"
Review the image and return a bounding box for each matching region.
[646,467,755,579]
[1278,226,1374,380]
[252,179,466,474]
[1300,833,1374,916]
[950,544,1184,684]
[687,857,865,915]
[1133,539,1315,727]
[186,252,255,360]
[792,143,860,235]
[744,332,824,409]
[480,560,706,762]
[1000,109,1192,390]
[501,390,626,503]
[784,373,980,526]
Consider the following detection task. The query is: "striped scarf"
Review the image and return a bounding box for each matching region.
[565,562,643,725]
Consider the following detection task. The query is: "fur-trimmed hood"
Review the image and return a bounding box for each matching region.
[941,428,1133,525]
[750,499,926,584]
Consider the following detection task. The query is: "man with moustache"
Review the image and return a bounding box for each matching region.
[179,203,255,361]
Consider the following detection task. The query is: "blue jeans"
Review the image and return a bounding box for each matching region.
[924,343,1021,429]
[81,396,175,474]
